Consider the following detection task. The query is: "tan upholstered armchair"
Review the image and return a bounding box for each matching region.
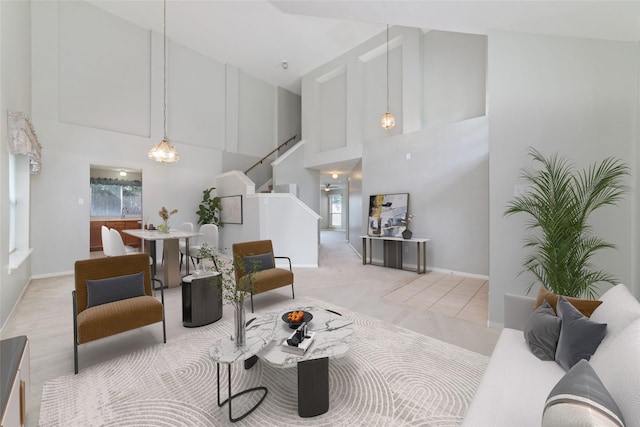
[232,240,294,312]
[73,254,166,374]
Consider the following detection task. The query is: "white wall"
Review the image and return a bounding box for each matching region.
[423,30,487,126]
[28,1,299,276]
[216,172,320,266]
[488,31,639,327]
[302,27,489,275]
[0,0,32,331]
[272,141,320,213]
[363,117,489,273]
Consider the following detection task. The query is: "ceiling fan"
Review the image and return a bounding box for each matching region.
[322,183,340,192]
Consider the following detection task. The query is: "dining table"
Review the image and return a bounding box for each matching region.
[122,228,202,288]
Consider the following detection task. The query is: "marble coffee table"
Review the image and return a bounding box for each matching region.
[256,306,354,417]
[209,316,275,422]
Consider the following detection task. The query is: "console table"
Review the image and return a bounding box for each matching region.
[360,235,430,274]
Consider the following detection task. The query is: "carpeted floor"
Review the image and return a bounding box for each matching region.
[39,296,488,426]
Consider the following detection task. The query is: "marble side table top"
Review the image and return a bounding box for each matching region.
[258,306,354,368]
[209,314,276,364]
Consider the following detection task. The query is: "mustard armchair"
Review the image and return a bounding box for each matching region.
[232,240,294,312]
[73,254,165,373]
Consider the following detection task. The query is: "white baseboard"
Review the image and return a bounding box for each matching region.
[31,270,73,280]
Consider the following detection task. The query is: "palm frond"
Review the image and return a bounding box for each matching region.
[504,147,628,298]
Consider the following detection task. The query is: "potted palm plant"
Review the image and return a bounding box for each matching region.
[504,148,629,299]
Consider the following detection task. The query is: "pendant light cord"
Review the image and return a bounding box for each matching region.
[163,0,168,141]
[386,24,390,112]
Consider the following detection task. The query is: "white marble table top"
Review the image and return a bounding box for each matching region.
[208,306,354,367]
[209,315,276,364]
[123,229,202,241]
[258,306,354,368]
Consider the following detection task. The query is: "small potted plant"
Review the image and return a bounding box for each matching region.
[157,206,178,232]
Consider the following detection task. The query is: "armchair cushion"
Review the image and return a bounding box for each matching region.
[243,253,274,273]
[86,271,145,308]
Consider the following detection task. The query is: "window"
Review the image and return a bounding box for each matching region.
[9,154,16,253]
[330,193,342,227]
[90,178,142,217]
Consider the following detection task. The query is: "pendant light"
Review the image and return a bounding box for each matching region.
[148,0,179,163]
[381,24,395,130]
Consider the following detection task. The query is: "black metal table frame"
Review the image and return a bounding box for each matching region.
[216,362,267,422]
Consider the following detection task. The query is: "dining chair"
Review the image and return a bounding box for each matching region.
[109,228,164,290]
[109,228,136,256]
[188,224,219,268]
[101,225,113,256]
[178,222,195,270]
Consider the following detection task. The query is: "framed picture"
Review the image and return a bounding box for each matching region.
[220,195,243,224]
[368,193,409,237]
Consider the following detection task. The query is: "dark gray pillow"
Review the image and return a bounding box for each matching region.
[555,296,607,371]
[86,272,145,308]
[543,359,625,427]
[243,253,274,273]
[524,300,561,360]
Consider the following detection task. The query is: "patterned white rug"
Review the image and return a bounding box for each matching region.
[40,297,488,426]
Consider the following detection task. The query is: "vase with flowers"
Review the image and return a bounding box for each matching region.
[198,243,255,347]
[157,206,178,232]
[401,214,414,239]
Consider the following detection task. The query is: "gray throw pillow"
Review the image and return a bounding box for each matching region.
[555,296,607,371]
[243,253,274,273]
[524,300,561,360]
[543,359,625,427]
[86,271,145,308]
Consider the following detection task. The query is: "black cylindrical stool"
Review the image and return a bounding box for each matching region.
[182,272,223,327]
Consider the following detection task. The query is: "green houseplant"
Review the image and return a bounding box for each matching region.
[504,148,629,299]
[196,187,222,226]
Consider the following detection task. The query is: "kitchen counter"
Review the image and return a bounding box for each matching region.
[90,218,142,251]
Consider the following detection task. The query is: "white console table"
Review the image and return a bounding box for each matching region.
[360,235,430,274]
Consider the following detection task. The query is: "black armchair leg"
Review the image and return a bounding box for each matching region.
[72,290,79,374]
[250,292,254,313]
[291,283,295,299]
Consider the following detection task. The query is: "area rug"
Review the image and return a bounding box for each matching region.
[39,296,488,426]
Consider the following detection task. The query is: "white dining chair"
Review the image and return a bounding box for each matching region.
[109,228,165,290]
[101,225,113,256]
[178,222,195,270]
[188,224,219,268]
[109,228,136,256]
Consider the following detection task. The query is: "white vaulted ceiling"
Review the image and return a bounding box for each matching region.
[88,1,640,95]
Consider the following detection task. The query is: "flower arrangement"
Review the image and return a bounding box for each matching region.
[158,206,178,221]
[402,214,414,225]
[157,206,178,232]
[197,243,253,308]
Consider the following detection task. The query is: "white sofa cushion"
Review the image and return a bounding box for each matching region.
[590,283,640,353]
[462,328,566,426]
[590,317,640,427]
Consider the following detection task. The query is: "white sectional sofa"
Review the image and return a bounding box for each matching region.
[463,284,640,426]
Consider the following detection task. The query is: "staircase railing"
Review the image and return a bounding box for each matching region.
[244,135,297,175]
